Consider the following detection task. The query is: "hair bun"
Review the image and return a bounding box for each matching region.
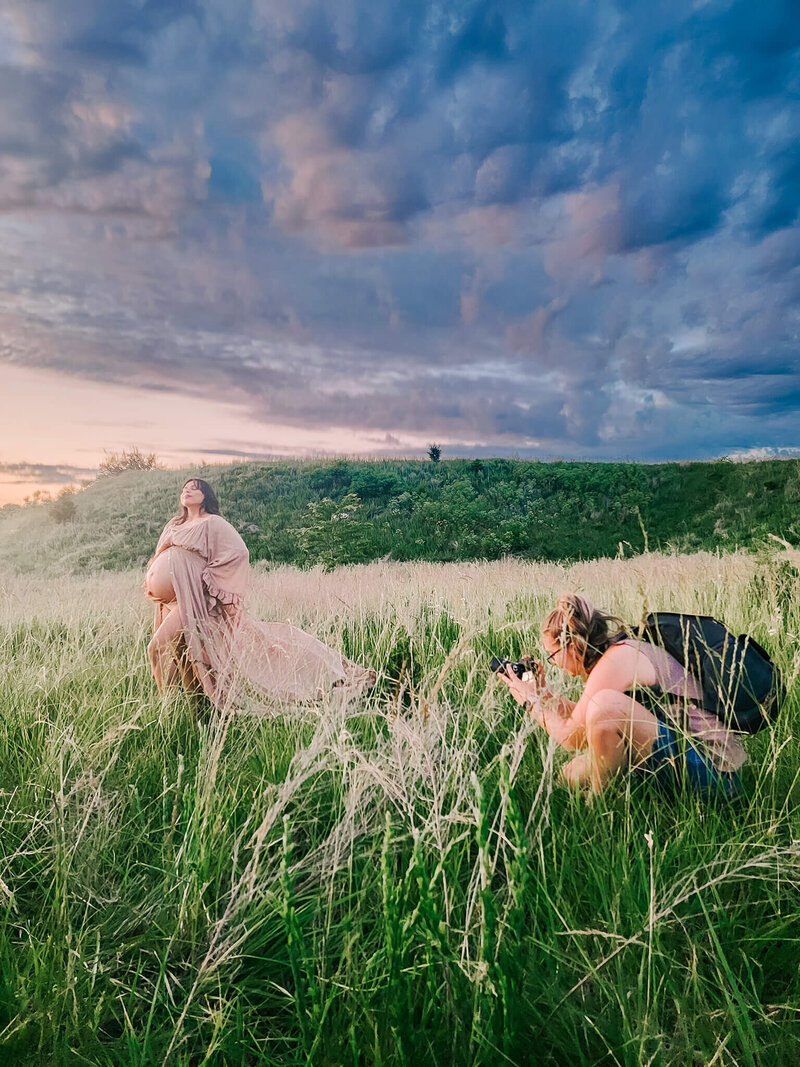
[543,593,628,673]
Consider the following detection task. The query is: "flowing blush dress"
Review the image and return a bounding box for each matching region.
[144,515,375,710]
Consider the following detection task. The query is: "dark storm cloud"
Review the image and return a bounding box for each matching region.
[65,0,203,64]
[0,0,798,459]
[702,0,800,96]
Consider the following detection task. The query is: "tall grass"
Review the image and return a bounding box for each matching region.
[0,553,798,1065]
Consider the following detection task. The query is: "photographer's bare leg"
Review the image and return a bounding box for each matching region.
[563,689,660,793]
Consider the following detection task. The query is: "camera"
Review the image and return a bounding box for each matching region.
[490,656,535,681]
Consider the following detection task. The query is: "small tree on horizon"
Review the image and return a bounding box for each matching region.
[427,443,442,463]
[23,489,52,506]
[98,447,161,477]
[50,486,78,524]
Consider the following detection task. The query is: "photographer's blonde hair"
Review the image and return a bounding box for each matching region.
[542,593,629,673]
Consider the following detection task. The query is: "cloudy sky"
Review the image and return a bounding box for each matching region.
[0,0,799,503]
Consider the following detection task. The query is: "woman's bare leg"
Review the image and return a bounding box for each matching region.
[148,606,184,693]
[564,689,661,793]
[561,753,593,790]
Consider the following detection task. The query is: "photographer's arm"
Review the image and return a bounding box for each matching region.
[500,668,586,750]
[531,690,586,750]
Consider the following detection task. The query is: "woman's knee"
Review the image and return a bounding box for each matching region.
[149,630,174,662]
[585,691,659,763]
[585,689,629,730]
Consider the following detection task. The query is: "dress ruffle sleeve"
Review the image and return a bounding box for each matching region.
[201,516,250,610]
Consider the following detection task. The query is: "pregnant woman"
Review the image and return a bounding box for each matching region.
[145,478,375,710]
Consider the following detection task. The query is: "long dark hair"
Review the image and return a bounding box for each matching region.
[173,478,221,525]
[542,593,629,673]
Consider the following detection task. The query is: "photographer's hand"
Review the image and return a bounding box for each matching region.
[497,654,586,749]
[499,661,548,723]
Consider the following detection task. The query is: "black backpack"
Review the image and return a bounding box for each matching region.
[641,612,783,734]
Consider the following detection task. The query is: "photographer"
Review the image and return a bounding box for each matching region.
[497,593,746,797]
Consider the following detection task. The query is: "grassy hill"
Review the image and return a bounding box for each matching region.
[1,456,799,573]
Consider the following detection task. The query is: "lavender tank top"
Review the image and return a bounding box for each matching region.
[620,639,748,773]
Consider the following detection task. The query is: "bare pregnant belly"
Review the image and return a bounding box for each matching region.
[145,550,176,603]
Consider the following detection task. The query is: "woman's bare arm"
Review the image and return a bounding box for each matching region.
[500,668,585,749]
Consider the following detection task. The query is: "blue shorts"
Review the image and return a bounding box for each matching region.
[641,721,741,799]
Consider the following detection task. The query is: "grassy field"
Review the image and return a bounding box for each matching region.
[0,552,798,1065]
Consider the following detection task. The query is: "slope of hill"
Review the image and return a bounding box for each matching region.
[0,457,798,574]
